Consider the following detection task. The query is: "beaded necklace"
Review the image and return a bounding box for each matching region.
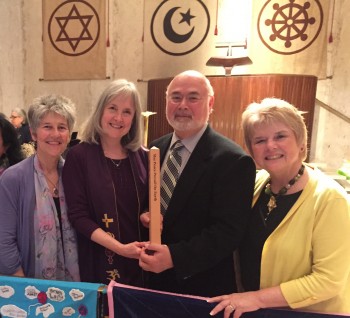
[264,165,305,218]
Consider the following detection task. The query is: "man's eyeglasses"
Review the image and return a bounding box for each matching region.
[168,94,204,105]
[10,115,20,119]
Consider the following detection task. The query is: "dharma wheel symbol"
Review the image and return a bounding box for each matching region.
[257,0,323,55]
[266,0,315,48]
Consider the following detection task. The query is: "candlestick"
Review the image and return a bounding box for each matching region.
[148,146,161,244]
[141,111,157,147]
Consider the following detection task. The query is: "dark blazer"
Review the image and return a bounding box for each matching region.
[149,125,256,297]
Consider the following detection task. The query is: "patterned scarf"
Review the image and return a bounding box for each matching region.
[33,155,80,281]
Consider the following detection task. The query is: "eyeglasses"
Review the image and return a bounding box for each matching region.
[168,94,204,105]
[10,116,20,119]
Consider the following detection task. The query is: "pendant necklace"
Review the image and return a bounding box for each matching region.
[110,158,122,168]
[264,165,305,219]
[45,175,59,197]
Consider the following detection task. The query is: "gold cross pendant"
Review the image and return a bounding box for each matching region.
[102,213,114,228]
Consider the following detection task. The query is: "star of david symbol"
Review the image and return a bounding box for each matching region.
[55,4,93,52]
[47,0,100,57]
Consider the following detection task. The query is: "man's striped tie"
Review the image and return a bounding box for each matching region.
[160,140,184,214]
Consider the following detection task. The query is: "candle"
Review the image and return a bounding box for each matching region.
[148,146,161,244]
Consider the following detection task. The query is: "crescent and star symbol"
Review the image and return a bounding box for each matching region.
[163,7,196,43]
[150,0,210,56]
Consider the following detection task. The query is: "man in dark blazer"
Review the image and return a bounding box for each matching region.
[139,70,256,297]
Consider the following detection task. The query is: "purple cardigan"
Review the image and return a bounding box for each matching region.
[62,142,149,283]
[0,156,64,277]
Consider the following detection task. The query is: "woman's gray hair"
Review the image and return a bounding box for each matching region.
[27,94,76,133]
[12,107,28,124]
[242,98,308,161]
[81,79,143,151]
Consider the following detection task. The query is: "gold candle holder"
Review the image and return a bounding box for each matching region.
[141,111,157,147]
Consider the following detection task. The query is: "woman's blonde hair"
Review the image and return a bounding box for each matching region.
[242,98,308,161]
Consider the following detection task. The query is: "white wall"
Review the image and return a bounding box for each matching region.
[0,0,348,170]
[0,0,24,115]
[312,0,350,169]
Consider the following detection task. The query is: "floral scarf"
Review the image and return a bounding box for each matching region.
[33,155,80,281]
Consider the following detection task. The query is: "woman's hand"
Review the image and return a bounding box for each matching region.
[91,228,147,260]
[13,267,25,277]
[208,291,263,318]
[117,241,147,259]
[208,287,287,318]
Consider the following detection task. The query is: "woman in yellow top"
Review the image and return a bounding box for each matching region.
[209,98,350,317]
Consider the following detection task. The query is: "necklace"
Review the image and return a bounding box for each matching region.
[264,165,305,218]
[45,175,59,197]
[110,158,122,168]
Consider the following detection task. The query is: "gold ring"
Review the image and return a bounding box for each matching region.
[227,304,235,312]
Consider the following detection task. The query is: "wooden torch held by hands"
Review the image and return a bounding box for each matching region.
[148,147,161,244]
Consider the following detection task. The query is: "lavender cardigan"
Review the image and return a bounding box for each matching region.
[0,156,65,277]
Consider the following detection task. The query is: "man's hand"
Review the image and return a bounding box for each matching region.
[140,212,163,231]
[139,243,173,273]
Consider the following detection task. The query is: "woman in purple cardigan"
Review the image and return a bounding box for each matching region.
[62,79,149,287]
[0,94,79,281]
